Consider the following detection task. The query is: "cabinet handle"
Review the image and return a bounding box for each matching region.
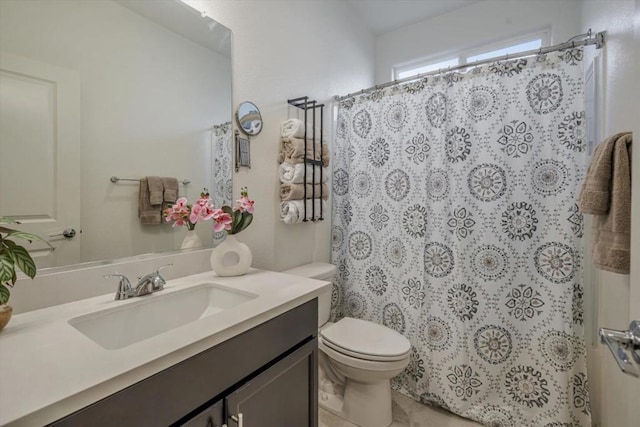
[230,413,243,427]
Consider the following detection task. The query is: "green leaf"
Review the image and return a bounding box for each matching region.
[6,231,53,249]
[0,284,10,305]
[235,213,253,234]
[0,252,15,284]
[0,217,19,225]
[221,206,234,216]
[231,210,242,234]
[7,246,36,279]
[0,226,18,235]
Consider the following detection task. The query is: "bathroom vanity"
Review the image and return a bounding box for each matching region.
[0,269,329,427]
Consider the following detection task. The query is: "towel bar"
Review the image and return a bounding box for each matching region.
[110,176,191,185]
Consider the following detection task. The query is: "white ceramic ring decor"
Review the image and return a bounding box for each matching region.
[210,234,252,276]
[181,229,203,249]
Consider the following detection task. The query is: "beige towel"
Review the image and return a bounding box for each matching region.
[147,176,164,206]
[579,132,632,274]
[277,137,330,167]
[138,178,162,224]
[280,183,329,201]
[161,177,179,204]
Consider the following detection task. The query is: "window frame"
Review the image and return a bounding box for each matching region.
[392,29,551,81]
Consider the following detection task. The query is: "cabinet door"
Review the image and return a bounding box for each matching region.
[181,400,223,427]
[226,339,318,427]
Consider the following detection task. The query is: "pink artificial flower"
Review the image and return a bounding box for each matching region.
[189,196,215,223]
[212,209,232,232]
[241,196,255,214]
[164,197,190,228]
[233,196,255,214]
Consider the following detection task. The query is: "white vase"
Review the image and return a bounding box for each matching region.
[210,234,252,276]
[181,229,202,249]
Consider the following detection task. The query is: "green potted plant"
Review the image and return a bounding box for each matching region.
[0,217,53,331]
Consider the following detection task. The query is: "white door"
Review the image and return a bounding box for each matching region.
[0,52,81,268]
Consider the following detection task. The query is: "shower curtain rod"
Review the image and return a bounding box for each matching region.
[334,30,606,102]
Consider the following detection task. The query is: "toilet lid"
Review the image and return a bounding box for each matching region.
[320,317,411,361]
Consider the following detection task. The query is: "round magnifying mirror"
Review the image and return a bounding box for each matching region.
[236,101,263,136]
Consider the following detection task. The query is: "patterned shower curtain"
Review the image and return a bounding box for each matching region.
[331,49,590,426]
[212,121,233,244]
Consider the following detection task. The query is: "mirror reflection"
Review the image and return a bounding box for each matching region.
[0,0,233,270]
[236,101,263,136]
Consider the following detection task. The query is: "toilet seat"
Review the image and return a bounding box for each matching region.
[320,317,411,362]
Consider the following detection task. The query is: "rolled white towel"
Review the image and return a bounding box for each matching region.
[281,118,305,139]
[279,162,329,184]
[281,118,320,139]
[280,199,327,224]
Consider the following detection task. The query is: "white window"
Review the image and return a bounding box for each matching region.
[465,39,543,63]
[393,30,550,80]
[395,57,459,79]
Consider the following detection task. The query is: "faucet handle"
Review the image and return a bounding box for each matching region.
[151,264,172,291]
[104,274,132,300]
[155,263,173,274]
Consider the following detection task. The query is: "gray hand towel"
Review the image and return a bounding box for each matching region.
[147,176,164,206]
[138,178,162,224]
[162,177,179,204]
[579,132,632,274]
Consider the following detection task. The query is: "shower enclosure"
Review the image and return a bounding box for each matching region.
[332,46,592,426]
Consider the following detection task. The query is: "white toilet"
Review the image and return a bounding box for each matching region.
[284,262,411,427]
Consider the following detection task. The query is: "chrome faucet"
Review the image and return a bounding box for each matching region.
[136,264,172,292]
[104,264,172,300]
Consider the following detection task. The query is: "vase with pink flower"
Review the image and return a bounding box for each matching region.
[209,187,255,276]
[164,189,217,249]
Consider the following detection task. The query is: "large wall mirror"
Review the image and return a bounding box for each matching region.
[0,0,233,270]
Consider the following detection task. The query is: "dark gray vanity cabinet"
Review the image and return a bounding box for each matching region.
[184,340,317,427]
[49,299,318,427]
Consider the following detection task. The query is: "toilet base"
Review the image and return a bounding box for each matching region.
[343,377,393,427]
[318,378,394,427]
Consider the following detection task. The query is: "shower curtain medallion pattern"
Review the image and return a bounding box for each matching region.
[212,122,233,245]
[331,49,590,426]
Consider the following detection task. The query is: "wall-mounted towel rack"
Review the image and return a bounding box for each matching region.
[287,96,326,222]
[110,176,191,185]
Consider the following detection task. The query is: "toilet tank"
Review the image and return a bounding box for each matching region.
[282,262,336,327]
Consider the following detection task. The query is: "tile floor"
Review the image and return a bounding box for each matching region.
[319,391,482,427]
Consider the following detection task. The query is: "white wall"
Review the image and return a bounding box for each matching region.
[184,0,376,271]
[375,0,583,83]
[0,0,231,263]
[581,2,638,426]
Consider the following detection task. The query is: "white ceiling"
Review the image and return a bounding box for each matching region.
[346,0,484,35]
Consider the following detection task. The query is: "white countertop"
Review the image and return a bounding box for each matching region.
[0,269,330,426]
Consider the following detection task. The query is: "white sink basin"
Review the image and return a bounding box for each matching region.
[68,283,257,350]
